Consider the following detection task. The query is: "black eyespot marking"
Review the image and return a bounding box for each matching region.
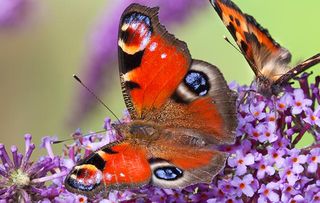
[154,166,183,180]
[119,49,145,73]
[229,15,234,22]
[66,177,99,192]
[240,40,248,53]
[102,147,118,154]
[171,92,189,104]
[235,18,241,27]
[184,70,210,96]
[125,81,141,90]
[244,32,260,49]
[227,23,236,38]
[85,153,106,171]
[148,158,168,164]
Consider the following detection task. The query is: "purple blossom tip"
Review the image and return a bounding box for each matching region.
[10,145,17,152]
[0,134,65,202]
[0,0,30,28]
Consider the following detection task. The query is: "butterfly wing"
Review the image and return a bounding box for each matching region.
[65,139,228,196]
[210,0,292,81]
[118,3,236,145]
[65,142,152,196]
[118,4,191,119]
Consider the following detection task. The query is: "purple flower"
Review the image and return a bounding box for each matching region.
[267,146,286,168]
[256,160,275,179]
[256,123,277,143]
[288,194,305,203]
[279,167,299,186]
[307,148,320,173]
[291,89,312,114]
[231,174,255,197]
[257,182,279,203]
[286,149,307,174]
[0,0,29,27]
[0,134,67,202]
[228,151,254,175]
[303,106,320,126]
[277,92,293,111]
[311,191,320,202]
[280,183,299,202]
[248,102,266,120]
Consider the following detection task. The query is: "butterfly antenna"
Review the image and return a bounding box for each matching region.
[73,74,121,123]
[223,36,242,55]
[52,129,107,144]
[223,36,263,76]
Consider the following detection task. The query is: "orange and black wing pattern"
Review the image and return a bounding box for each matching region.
[210,0,291,76]
[118,4,191,119]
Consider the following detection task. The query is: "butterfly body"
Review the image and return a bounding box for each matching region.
[211,0,320,97]
[65,3,237,196]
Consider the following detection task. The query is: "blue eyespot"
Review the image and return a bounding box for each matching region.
[124,13,151,28]
[184,71,210,96]
[154,166,183,180]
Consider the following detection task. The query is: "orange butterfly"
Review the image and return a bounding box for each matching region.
[65,4,237,196]
[211,0,320,97]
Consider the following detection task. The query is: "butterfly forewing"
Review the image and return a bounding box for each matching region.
[118,4,191,119]
[210,0,319,97]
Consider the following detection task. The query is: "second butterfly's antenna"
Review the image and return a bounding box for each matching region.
[223,36,242,54]
[73,74,121,123]
[223,36,261,75]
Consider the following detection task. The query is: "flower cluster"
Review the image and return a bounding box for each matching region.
[57,74,319,202]
[0,134,67,202]
[1,74,319,202]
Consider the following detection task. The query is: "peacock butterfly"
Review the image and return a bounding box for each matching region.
[210,0,320,97]
[65,3,237,197]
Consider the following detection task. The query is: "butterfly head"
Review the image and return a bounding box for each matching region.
[255,76,283,97]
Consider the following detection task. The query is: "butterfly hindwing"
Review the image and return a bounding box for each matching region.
[65,141,152,196]
[163,60,237,145]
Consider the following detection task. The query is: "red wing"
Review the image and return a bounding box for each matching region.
[211,0,291,76]
[149,140,228,188]
[118,4,191,119]
[65,140,228,193]
[65,142,152,196]
[150,60,237,145]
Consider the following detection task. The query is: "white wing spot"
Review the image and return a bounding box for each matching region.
[105,173,112,181]
[149,42,157,51]
[120,173,125,177]
[161,53,167,59]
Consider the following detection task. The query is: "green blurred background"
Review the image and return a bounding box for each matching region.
[0,0,319,157]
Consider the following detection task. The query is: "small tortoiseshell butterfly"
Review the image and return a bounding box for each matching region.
[65,4,237,196]
[211,0,320,97]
